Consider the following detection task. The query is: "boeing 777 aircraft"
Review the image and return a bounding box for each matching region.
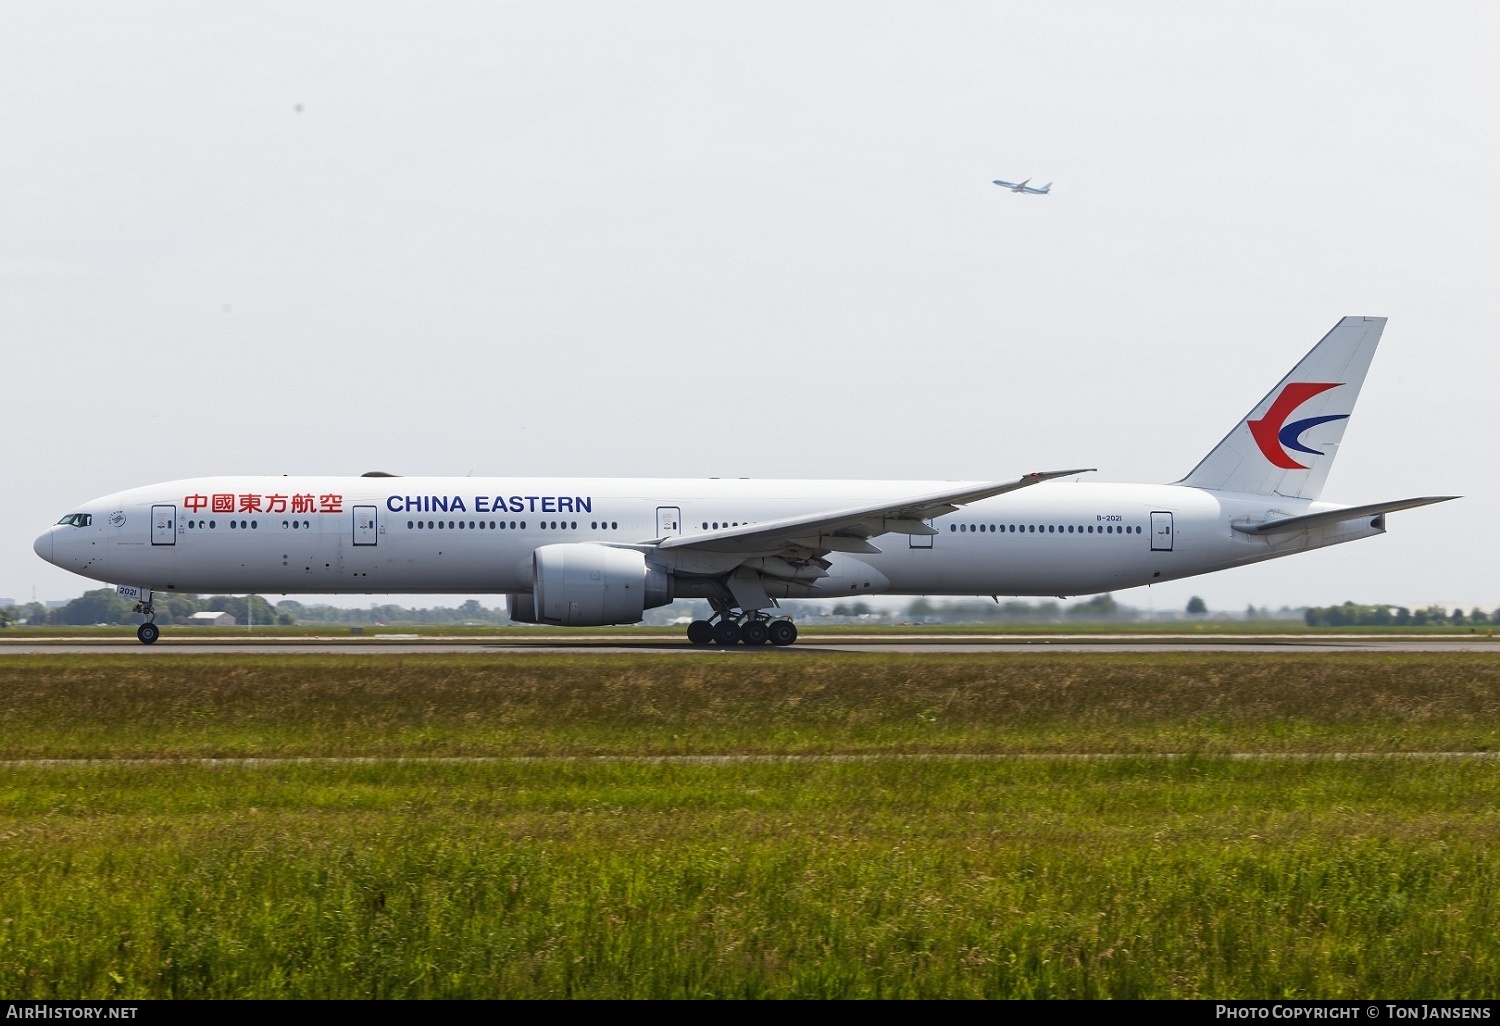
[993,178,1051,194]
[35,317,1452,645]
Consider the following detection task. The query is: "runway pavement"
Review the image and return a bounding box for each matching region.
[3,632,1498,655]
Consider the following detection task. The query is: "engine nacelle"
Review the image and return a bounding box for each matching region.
[527,543,672,626]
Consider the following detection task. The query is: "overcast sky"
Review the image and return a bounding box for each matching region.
[3,2,1495,613]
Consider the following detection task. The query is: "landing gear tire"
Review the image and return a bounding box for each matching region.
[768,620,798,646]
[137,622,160,645]
[712,620,742,646]
[686,620,714,646]
[741,620,770,646]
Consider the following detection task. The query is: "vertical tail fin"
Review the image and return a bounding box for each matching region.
[1176,316,1386,499]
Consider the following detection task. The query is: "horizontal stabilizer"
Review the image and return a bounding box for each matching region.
[1231,496,1457,535]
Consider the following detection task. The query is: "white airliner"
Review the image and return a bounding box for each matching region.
[34,317,1453,646]
[993,178,1051,194]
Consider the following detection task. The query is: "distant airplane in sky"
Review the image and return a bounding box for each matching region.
[993,178,1051,194]
[34,318,1453,646]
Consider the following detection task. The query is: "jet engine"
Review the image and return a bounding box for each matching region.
[513,543,672,626]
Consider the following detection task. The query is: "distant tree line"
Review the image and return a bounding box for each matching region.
[1302,602,1495,627]
[900,596,1124,623]
[4,590,285,627]
[1,592,548,628]
[275,598,513,625]
[9,591,1487,629]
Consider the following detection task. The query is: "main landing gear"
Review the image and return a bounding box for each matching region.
[686,610,798,647]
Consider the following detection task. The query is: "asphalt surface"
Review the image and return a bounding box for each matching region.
[3,633,1498,655]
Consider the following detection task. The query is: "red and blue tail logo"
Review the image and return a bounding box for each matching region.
[1248,383,1349,470]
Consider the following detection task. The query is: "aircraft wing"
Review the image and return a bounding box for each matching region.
[1230,495,1458,535]
[656,470,1093,555]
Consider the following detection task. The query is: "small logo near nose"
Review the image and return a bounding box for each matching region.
[109,510,126,527]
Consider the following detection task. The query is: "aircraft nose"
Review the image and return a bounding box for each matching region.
[33,528,54,565]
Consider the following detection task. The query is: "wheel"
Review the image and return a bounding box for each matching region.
[768,619,798,646]
[712,619,742,646]
[137,622,160,645]
[686,619,714,646]
[741,620,769,646]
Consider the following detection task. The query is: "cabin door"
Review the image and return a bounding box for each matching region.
[1150,511,1174,552]
[656,506,681,538]
[151,505,176,546]
[353,505,378,546]
[909,518,934,548]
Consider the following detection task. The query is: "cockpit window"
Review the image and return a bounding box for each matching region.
[56,513,92,527]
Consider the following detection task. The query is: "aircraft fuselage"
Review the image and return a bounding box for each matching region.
[35,475,1374,600]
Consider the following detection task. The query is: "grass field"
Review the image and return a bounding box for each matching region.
[3,653,1499,998]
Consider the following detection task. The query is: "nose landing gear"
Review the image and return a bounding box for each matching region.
[686,608,798,647]
[131,592,160,645]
